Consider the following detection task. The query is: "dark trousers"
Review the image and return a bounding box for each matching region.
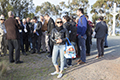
[23,33,29,52]
[97,38,105,56]
[32,35,38,52]
[37,36,41,52]
[28,36,33,49]
[64,58,72,67]
[48,35,53,56]
[76,36,80,56]
[8,39,20,62]
[20,33,24,53]
[86,36,91,54]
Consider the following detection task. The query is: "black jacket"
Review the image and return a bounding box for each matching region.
[50,26,69,45]
[95,21,108,38]
[32,21,42,37]
[47,18,55,35]
[63,22,77,42]
[22,23,30,34]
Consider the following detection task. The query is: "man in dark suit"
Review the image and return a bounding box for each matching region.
[95,16,108,59]
[22,19,30,54]
[16,17,27,56]
[5,11,23,64]
[31,16,42,54]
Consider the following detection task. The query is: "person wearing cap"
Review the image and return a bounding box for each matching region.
[0,15,7,57]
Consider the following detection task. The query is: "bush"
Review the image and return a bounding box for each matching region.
[0,61,9,76]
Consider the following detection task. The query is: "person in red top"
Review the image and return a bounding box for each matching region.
[75,17,80,58]
[85,15,94,56]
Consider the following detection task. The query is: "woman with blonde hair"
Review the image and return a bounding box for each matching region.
[50,18,69,78]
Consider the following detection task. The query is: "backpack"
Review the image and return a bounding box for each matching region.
[70,21,77,36]
[63,22,77,42]
[80,17,92,36]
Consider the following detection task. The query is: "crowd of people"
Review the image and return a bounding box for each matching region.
[0,8,108,78]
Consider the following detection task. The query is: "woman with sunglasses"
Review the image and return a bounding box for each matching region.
[50,18,69,78]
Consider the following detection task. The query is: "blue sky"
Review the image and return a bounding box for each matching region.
[33,0,97,21]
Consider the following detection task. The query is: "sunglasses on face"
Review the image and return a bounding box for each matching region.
[57,21,63,24]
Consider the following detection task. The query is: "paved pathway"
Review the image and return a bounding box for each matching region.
[54,36,120,80]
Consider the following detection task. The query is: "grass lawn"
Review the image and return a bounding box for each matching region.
[0,52,57,80]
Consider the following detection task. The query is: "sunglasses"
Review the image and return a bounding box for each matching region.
[57,21,63,24]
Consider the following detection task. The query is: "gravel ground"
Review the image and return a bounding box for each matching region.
[0,36,120,80]
[58,36,120,80]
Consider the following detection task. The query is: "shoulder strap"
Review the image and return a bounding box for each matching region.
[67,38,72,45]
[80,17,83,24]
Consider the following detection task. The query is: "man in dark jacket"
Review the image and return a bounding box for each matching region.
[22,19,30,53]
[31,16,42,54]
[95,16,108,59]
[26,17,33,51]
[5,11,23,64]
[44,14,55,58]
[16,17,27,56]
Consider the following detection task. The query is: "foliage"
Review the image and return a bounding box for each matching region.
[35,0,89,17]
[36,1,62,17]
[91,0,120,27]
[0,0,34,19]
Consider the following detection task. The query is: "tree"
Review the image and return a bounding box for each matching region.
[0,0,34,19]
[91,0,120,27]
[35,0,89,18]
[59,0,89,16]
[36,1,62,17]
[0,0,13,18]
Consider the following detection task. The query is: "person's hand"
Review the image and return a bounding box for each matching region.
[18,21,21,25]
[59,39,62,43]
[56,39,62,44]
[33,30,36,33]
[81,36,83,38]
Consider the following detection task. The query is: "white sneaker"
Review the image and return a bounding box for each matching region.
[51,71,59,75]
[57,73,63,78]
[64,67,67,69]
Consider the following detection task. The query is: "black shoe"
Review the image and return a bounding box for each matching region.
[10,60,15,63]
[46,51,50,53]
[31,51,36,54]
[15,61,23,64]
[37,51,41,54]
[0,55,2,57]
[104,46,108,48]
[41,51,46,53]
[4,54,8,56]
[46,55,52,58]
[23,52,27,56]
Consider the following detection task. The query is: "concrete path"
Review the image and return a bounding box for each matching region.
[56,36,120,80]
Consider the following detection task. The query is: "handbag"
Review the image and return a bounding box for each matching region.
[64,38,76,59]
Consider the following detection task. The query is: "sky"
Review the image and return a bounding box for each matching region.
[33,0,97,21]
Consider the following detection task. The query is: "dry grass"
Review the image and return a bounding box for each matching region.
[0,60,10,76]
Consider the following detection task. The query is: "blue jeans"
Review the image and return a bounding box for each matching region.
[78,35,87,62]
[104,34,108,46]
[52,45,65,71]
